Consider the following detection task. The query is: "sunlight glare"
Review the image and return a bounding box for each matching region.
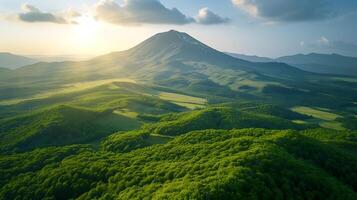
[73,15,99,47]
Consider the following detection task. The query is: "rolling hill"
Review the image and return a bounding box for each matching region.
[143,106,313,136]
[0,52,37,69]
[0,105,140,153]
[101,104,315,153]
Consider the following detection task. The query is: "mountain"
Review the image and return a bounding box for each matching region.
[225,52,274,62]
[1,30,357,110]
[228,52,357,77]
[0,30,310,97]
[97,30,306,79]
[0,52,37,69]
[275,53,357,76]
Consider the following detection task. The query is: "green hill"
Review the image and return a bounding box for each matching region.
[101,105,315,153]
[0,105,140,153]
[144,106,314,136]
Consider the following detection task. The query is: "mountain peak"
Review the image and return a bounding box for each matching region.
[167,29,183,34]
[124,30,219,62]
[104,30,245,66]
[152,30,199,45]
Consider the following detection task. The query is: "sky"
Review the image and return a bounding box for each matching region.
[0,0,357,58]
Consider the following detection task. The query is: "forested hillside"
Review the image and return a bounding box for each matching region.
[1,128,357,199]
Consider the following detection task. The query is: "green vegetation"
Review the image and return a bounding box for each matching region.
[337,116,357,130]
[158,92,207,109]
[0,105,140,153]
[101,130,172,153]
[1,30,357,199]
[291,106,345,130]
[291,106,341,121]
[0,145,90,187]
[144,106,314,136]
[1,128,357,199]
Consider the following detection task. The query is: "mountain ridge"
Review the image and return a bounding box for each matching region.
[0,52,38,69]
[228,52,357,76]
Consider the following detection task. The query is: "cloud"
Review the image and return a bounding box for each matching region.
[232,0,333,22]
[195,8,230,25]
[95,0,193,25]
[317,36,330,45]
[95,0,228,26]
[18,4,80,24]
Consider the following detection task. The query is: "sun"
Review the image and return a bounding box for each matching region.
[75,15,99,35]
[72,15,100,50]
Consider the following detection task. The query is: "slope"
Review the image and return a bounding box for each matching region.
[0,105,140,153]
[0,52,37,69]
[101,104,315,153]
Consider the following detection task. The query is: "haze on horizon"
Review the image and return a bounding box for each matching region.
[1,0,357,58]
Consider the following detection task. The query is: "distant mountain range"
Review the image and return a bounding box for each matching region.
[228,52,357,76]
[2,36,356,77]
[29,55,95,62]
[0,52,37,69]
[226,53,274,63]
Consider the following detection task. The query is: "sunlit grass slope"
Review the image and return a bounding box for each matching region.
[291,106,345,130]
[0,81,186,120]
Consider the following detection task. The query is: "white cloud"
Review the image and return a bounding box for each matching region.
[18,4,80,24]
[318,36,330,45]
[95,0,193,25]
[195,8,229,25]
[95,0,229,26]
